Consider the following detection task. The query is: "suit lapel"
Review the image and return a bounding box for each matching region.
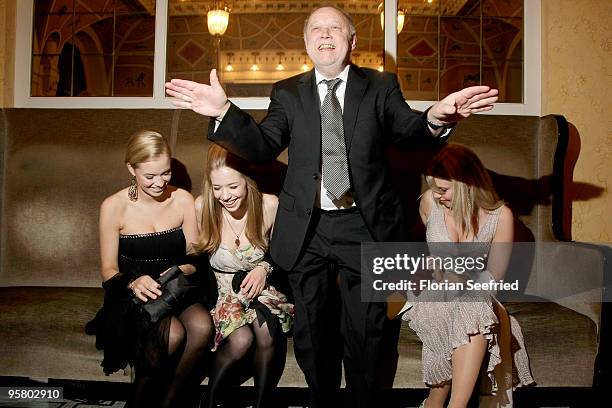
[343,65,368,152]
[297,70,322,157]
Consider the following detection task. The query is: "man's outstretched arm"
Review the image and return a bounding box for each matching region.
[166,69,289,162]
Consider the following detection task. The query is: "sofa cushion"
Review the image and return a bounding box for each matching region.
[0,287,131,382]
[0,287,309,386]
[505,301,598,387]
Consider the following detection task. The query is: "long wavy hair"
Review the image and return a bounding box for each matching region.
[195,144,267,253]
[425,144,503,237]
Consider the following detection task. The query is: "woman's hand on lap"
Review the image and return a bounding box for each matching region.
[130,275,162,302]
[241,266,267,299]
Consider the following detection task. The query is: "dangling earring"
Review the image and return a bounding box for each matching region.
[128,176,138,201]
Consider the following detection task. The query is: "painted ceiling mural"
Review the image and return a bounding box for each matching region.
[31,0,522,100]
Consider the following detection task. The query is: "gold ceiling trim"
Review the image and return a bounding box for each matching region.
[169,1,469,17]
[170,1,378,16]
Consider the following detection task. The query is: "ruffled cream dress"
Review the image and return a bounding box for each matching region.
[402,202,534,393]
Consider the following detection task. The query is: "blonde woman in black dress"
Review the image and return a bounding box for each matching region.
[89,130,214,407]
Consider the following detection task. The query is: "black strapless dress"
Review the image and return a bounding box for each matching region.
[87,227,214,375]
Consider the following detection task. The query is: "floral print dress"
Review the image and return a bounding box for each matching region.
[209,244,294,351]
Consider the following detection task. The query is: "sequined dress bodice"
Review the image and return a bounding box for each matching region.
[118,226,186,280]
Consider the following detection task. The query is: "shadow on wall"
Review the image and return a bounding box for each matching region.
[563,122,606,240]
[171,158,192,193]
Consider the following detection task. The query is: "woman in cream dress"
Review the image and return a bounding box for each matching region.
[403,144,534,408]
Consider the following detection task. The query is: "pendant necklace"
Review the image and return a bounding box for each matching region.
[223,210,247,247]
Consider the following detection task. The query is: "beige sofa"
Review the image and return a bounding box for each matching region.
[0,108,608,392]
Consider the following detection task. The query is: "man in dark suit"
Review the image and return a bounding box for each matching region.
[166,6,498,407]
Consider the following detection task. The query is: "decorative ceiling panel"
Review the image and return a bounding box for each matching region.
[170,0,382,16]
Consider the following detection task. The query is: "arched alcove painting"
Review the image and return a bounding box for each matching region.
[31,0,155,96]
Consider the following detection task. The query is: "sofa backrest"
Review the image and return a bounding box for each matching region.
[0,109,568,289]
[0,109,212,287]
[453,115,569,244]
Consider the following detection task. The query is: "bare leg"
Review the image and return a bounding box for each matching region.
[424,383,451,408]
[447,334,487,408]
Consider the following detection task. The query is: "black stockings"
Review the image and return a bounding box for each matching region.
[252,322,286,408]
[131,303,213,408]
[203,322,286,408]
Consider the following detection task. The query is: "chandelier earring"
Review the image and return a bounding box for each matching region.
[128,176,138,201]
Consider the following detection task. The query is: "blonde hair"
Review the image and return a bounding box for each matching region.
[196,144,267,253]
[425,144,503,237]
[125,130,171,167]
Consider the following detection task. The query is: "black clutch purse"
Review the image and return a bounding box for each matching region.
[132,266,196,324]
[231,270,249,294]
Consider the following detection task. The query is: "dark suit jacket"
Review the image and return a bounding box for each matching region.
[209,64,441,271]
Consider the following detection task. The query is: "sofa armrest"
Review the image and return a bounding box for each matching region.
[530,241,611,332]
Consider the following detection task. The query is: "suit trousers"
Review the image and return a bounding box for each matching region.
[287,208,388,408]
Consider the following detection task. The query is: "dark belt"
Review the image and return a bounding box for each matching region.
[314,206,359,216]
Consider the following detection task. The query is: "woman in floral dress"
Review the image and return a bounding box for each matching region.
[195,144,294,408]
